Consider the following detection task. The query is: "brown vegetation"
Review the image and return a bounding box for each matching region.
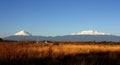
[0,41,120,65]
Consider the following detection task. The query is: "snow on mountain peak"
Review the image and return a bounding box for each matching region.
[71,30,110,35]
[14,30,32,36]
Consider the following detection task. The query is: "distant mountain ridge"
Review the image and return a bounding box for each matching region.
[3,30,120,42]
[71,30,110,35]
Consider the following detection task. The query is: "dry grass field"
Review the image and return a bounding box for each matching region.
[0,41,120,65]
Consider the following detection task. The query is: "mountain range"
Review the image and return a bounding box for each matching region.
[4,30,120,42]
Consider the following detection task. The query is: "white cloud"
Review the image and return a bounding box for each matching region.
[71,30,110,35]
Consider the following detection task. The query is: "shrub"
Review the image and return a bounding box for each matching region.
[53,42,60,45]
[0,38,3,41]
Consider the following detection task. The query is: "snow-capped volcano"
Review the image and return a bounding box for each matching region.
[14,30,32,36]
[72,30,110,35]
[4,30,120,42]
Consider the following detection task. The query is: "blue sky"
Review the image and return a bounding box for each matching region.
[0,0,120,37]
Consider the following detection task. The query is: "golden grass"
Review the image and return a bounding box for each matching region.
[0,42,120,65]
[0,42,120,59]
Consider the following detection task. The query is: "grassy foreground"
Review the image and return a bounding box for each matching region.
[0,42,120,65]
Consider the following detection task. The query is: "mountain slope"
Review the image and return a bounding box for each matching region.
[4,35,120,42]
[3,30,120,42]
[14,30,32,36]
[52,35,120,42]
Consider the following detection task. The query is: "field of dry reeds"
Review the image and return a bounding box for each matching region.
[0,41,120,65]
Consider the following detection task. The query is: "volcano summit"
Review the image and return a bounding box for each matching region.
[4,30,120,42]
[14,30,32,36]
